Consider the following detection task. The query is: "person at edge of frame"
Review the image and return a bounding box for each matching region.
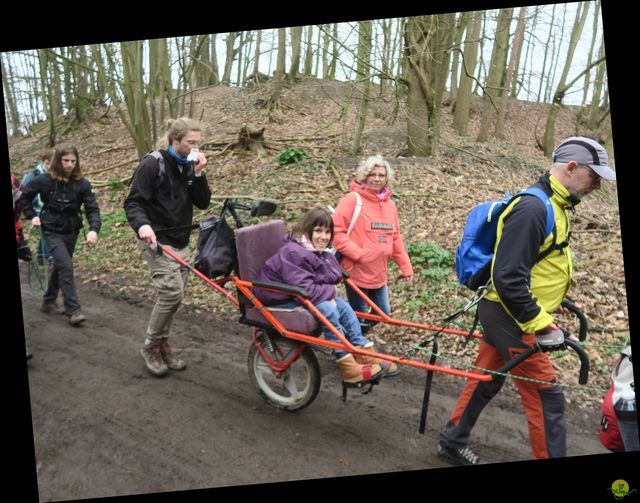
[437,136,617,465]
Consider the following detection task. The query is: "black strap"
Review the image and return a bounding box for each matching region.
[419,338,438,434]
[536,226,569,262]
[462,308,480,349]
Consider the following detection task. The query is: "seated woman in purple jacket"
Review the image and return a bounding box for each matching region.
[256,207,396,388]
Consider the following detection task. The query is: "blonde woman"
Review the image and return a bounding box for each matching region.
[124,118,212,377]
[332,155,413,318]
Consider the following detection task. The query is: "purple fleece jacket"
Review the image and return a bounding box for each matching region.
[255,236,343,305]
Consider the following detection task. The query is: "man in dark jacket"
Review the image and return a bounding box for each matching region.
[437,136,617,465]
[124,118,211,377]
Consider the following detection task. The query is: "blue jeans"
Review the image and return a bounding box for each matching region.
[315,297,371,358]
[275,297,370,359]
[344,283,391,317]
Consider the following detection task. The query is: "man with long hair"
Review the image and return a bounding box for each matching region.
[20,144,101,326]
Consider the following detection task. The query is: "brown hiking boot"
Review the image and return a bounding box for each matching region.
[41,302,65,315]
[140,343,168,377]
[336,353,386,386]
[158,339,186,371]
[355,345,400,377]
[68,312,86,326]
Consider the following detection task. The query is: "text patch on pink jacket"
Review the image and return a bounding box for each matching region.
[332,180,413,289]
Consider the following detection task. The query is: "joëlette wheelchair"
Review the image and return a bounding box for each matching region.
[158,199,590,432]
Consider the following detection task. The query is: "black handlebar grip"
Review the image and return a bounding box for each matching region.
[564,337,589,385]
[561,299,588,342]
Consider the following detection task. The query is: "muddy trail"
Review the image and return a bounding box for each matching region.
[18,260,617,501]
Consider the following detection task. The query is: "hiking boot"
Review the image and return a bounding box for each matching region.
[68,312,86,326]
[336,353,386,386]
[158,339,186,371]
[140,343,168,377]
[41,302,65,315]
[355,345,400,377]
[437,442,487,466]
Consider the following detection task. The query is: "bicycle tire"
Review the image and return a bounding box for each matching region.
[247,330,321,412]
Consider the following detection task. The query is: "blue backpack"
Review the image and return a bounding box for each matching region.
[455,188,556,290]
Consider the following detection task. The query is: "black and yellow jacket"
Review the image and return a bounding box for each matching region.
[485,172,574,333]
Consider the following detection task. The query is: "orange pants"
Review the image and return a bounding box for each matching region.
[439,299,566,459]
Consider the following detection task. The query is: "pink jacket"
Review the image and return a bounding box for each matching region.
[332,180,413,289]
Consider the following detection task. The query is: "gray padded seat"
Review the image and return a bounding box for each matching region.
[235,219,321,334]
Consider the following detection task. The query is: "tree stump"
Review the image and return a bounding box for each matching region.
[230,125,267,156]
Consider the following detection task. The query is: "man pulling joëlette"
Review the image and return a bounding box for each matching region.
[437,136,617,465]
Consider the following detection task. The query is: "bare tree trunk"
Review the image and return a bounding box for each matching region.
[329,24,338,80]
[148,38,173,142]
[38,49,56,147]
[289,26,302,82]
[1,54,22,137]
[322,24,331,79]
[495,6,526,138]
[453,10,483,136]
[351,20,372,155]
[252,30,262,78]
[236,32,244,87]
[91,43,151,157]
[509,7,528,98]
[474,14,488,95]
[222,32,239,85]
[537,4,556,102]
[196,36,211,88]
[545,4,568,103]
[269,28,286,112]
[314,26,322,77]
[582,0,600,107]
[543,2,591,156]
[404,13,456,156]
[589,38,606,129]
[450,11,472,107]
[209,33,220,86]
[477,8,513,142]
[304,25,314,76]
[380,19,392,94]
[121,40,152,157]
[60,48,76,123]
[518,5,538,98]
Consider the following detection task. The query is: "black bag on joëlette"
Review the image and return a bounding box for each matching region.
[194,216,237,279]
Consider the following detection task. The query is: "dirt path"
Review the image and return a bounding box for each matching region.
[19,263,609,501]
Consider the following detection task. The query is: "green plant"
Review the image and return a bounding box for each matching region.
[277,147,307,165]
[406,242,454,269]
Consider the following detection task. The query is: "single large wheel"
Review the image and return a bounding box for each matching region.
[247,330,321,412]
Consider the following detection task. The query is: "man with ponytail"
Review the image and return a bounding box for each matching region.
[125,118,212,377]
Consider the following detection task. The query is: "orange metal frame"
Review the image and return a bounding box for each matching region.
[159,245,492,383]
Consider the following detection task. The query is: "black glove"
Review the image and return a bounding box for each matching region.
[535,324,566,351]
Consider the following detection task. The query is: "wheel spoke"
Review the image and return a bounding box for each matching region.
[281,372,301,397]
